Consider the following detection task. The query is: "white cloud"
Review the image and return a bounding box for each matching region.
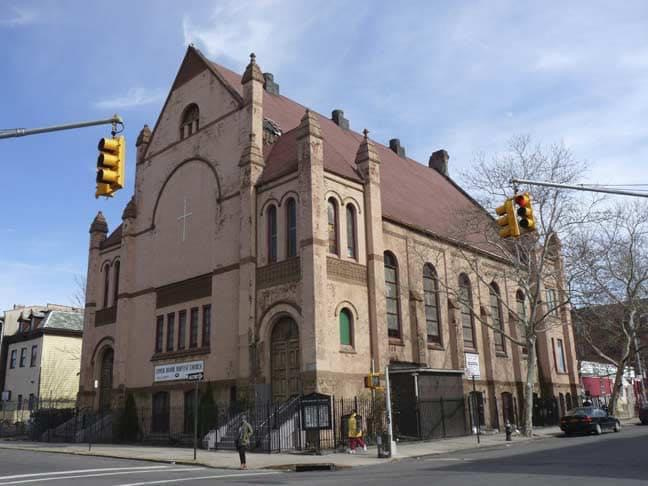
[93,88,165,110]
[0,6,38,27]
[182,0,320,71]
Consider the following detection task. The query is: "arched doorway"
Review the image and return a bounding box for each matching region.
[271,317,300,402]
[98,348,114,411]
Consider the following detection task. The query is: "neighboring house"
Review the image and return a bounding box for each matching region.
[2,309,83,416]
[0,304,79,395]
[78,46,579,437]
[572,304,648,409]
[580,361,638,418]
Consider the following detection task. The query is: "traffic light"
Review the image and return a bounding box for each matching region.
[514,192,536,234]
[96,136,125,198]
[364,373,382,389]
[495,198,520,238]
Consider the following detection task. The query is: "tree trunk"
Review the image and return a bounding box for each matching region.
[523,337,537,437]
[608,358,628,417]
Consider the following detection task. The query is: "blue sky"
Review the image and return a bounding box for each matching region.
[1,0,647,311]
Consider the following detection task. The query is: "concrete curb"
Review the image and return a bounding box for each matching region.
[0,429,566,471]
[0,444,360,472]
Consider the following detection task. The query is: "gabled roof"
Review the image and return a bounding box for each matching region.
[210,59,493,251]
[40,310,83,332]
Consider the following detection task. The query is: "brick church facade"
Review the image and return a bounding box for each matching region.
[78,46,579,430]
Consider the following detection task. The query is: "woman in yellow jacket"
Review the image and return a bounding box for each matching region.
[347,411,367,453]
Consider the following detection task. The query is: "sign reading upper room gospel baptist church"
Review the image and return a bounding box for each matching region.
[154,360,204,382]
[465,353,481,379]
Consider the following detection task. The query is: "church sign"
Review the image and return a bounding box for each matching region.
[300,392,332,430]
[154,360,204,382]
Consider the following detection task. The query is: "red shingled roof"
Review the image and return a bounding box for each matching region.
[212,60,494,251]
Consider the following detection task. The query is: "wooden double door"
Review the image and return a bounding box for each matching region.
[271,317,301,403]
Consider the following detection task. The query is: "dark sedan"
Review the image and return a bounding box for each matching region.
[640,405,648,425]
[560,406,621,436]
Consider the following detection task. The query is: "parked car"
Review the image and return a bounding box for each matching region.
[639,405,648,425]
[560,407,621,436]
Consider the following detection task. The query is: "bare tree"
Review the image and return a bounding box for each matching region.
[71,273,87,310]
[446,135,601,436]
[568,201,648,414]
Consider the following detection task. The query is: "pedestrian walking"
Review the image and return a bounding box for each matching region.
[347,410,367,453]
[236,415,253,469]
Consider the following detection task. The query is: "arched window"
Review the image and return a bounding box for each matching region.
[490,282,505,354]
[102,263,111,308]
[113,260,120,307]
[267,204,277,263]
[516,290,528,355]
[458,274,476,349]
[180,104,199,140]
[339,308,353,346]
[384,252,401,338]
[423,264,441,344]
[346,204,356,259]
[327,199,338,255]
[286,198,297,258]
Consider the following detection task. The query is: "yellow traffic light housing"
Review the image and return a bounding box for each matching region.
[96,136,125,198]
[514,192,536,234]
[364,373,382,389]
[495,198,520,238]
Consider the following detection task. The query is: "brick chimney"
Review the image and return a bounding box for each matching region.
[389,138,406,158]
[331,109,349,130]
[263,73,280,95]
[429,149,449,176]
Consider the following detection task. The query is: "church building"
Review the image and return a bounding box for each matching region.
[78,46,579,433]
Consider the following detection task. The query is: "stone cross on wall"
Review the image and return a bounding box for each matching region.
[177,197,193,242]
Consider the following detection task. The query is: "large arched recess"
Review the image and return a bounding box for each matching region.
[148,158,223,284]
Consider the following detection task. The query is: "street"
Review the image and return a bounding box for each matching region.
[1,424,647,485]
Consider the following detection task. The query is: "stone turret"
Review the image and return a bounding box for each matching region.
[297,108,327,393]
[86,211,108,310]
[355,130,388,368]
[89,211,108,236]
[240,53,264,149]
[237,53,266,397]
[135,125,151,164]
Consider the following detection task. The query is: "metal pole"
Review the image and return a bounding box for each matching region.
[193,380,199,461]
[510,178,648,199]
[0,116,123,140]
[473,376,480,445]
[384,365,397,455]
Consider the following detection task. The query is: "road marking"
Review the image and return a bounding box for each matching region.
[116,471,282,486]
[0,467,203,485]
[0,466,169,481]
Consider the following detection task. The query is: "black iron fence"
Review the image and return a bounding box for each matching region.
[1,392,586,448]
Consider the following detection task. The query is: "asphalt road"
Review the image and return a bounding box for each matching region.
[1,423,647,485]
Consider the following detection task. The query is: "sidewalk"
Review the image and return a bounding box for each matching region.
[0,426,566,471]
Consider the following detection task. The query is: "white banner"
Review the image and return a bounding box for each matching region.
[154,360,204,382]
[465,353,481,379]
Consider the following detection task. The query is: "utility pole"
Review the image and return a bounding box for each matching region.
[0,115,123,140]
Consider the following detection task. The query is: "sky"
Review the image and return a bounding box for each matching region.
[1,0,647,312]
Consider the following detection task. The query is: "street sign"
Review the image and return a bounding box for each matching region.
[187,372,204,381]
[465,353,481,379]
